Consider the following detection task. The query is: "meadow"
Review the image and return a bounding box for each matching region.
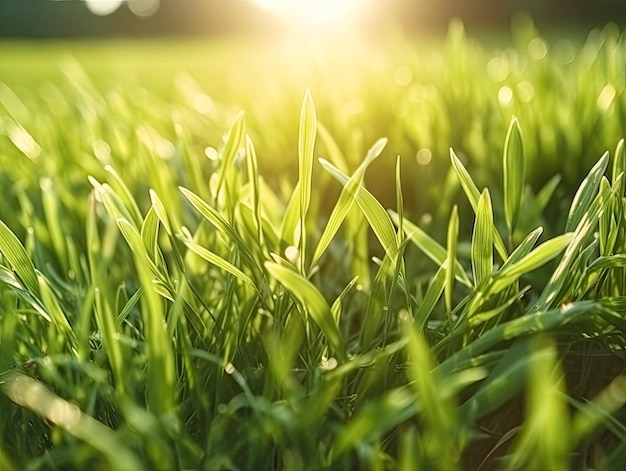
[0,17,626,470]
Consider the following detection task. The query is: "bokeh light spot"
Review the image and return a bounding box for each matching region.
[528,37,548,60]
[129,0,160,17]
[416,148,432,166]
[486,57,509,82]
[84,0,123,16]
[393,66,413,87]
[498,86,513,105]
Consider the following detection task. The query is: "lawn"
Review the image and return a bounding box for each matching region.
[0,18,625,470]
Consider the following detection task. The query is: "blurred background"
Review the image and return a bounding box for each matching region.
[2,0,626,38]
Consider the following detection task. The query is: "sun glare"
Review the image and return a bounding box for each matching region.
[252,0,367,30]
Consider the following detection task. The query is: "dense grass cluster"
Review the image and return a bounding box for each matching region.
[1,19,626,470]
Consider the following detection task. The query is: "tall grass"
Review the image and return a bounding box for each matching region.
[0,19,626,470]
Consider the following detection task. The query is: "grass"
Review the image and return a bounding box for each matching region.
[1,17,626,470]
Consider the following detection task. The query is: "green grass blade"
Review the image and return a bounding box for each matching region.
[445,205,459,317]
[437,300,598,376]
[311,138,387,268]
[0,219,40,297]
[566,151,609,232]
[450,148,508,260]
[149,189,172,236]
[331,387,416,459]
[265,261,345,360]
[414,264,446,331]
[503,117,525,237]
[320,158,398,261]
[490,232,573,294]
[246,135,264,248]
[405,325,459,469]
[214,111,245,200]
[297,89,317,273]
[178,233,257,291]
[612,138,625,188]
[390,212,472,288]
[0,370,144,470]
[508,336,569,471]
[472,189,494,286]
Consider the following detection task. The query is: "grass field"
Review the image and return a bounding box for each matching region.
[1,17,626,470]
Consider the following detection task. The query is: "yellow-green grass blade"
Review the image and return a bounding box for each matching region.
[0,219,40,297]
[40,178,67,273]
[179,186,256,269]
[571,375,626,446]
[118,219,176,417]
[104,165,143,228]
[149,189,172,236]
[503,117,525,237]
[320,158,398,261]
[265,262,345,360]
[534,183,612,310]
[445,205,459,317]
[472,189,494,287]
[508,336,569,471]
[566,151,609,232]
[214,111,245,201]
[0,370,144,470]
[297,89,317,273]
[246,135,264,248]
[178,233,257,292]
[414,264,446,331]
[405,325,459,470]
[437,300,599,377]
[331,387,416,459]
[390,212,472,288]
[280,181,301,248]
[450,148,508,261]
[37,275,77,350]
[489,232,573,294]
[311,138,387,268]
[612,138,625,190]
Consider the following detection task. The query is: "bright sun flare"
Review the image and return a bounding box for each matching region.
[252,0,364,27]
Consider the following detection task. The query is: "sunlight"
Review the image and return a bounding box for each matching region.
[252,0,368,30]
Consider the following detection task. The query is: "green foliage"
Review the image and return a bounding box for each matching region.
[1,22,626,471]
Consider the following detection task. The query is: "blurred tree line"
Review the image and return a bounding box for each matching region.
[0,0,625,38]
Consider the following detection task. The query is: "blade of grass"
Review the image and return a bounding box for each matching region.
[311,138,387,268]
[445,205,459,319]
[265,262,345,360]
[450,148,508,260]
[297,89,317,273]
[503,117,525,238]
[0,370,144,470]
[390,212,472,288]
[472,189,494,287]
[0,220,40,297]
